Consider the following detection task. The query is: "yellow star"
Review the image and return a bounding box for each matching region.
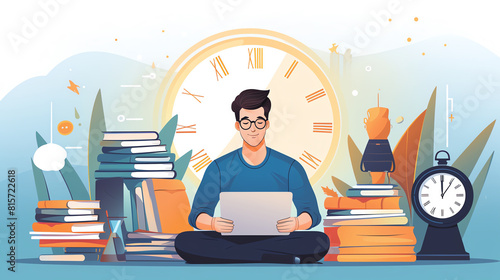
[329,43,339,54]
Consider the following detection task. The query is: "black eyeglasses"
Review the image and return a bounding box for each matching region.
[238,117,267,130]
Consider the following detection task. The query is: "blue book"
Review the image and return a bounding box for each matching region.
[95,170,176,179]
[102,145,167,154]
[99,162,174,171]
[98,153,175,163]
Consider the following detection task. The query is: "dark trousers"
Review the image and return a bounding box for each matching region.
[174,231,330,264]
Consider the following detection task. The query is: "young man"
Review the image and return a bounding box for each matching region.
[175,89,329,264]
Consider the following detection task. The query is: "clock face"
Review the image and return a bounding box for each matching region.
[157,31,341,185]
[418,173,466,219]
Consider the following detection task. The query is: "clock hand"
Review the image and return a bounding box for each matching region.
[440,175,444,199]
[442,178,455,198]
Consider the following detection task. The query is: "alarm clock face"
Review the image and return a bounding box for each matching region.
[418,173,466,219]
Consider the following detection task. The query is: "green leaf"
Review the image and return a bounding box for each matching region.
[174,150,192,181]
[459,152,494,236]
[452,120,495,177]
[159,115,178,152]
[347,135,371,184]
[331,175,351,197]
[31,158,50,201]
[36,131,47,147]
[88,89,106,200]
[60,159,89,200]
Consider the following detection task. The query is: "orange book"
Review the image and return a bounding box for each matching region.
[324,226,416,247]
[32,222,105,233]
[328,246,415,255]
[324,254,416,262]
[152,179,194,234]
[39,239,107,248]
[37,200,100,209]
[324,196,400,210]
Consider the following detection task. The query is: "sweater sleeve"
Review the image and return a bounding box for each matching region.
[187,161,221,229]
[288,160,321,228]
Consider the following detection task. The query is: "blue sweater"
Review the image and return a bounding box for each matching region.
[188,147,321,229]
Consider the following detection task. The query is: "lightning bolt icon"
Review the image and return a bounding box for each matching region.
[67,80,80,95]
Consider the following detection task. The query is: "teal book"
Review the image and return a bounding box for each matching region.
[346,189,400,197]
[35,214,99,223]
[98,153,175,163]
[95,170,176,179]
[99,162,174,171]
[102,145,167,154]
[35,208,95,215]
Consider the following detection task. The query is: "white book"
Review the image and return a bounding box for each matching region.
[100,140,161,147]
[328,209,404,215]
[323,213,405,220]
[351,184,397,189]
[31,234,101,240]
[103,131,158,141]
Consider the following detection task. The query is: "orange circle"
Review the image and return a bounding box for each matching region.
[422,52,425,56]
[58,120,74,136]
[414,17,419,22]
[162,30,165,32]
[407,37,412,42]
[388,18,392,22]
[444,44,447,47]
[115,38,117,41]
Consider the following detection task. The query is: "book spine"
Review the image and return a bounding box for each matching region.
[141,179,162,232]
[37,200,70,209]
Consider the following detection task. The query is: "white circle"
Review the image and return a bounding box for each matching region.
[69,68,72,71]
[365,66,372,72]
[137,54,143,61]
[352,90,359,96]
[117,115,126,122]
[82,86,85,88]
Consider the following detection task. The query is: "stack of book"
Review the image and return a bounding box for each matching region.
[124,230,181,261]
[30,200,107,261]
[96,131,176,180]
[322,184,416,262]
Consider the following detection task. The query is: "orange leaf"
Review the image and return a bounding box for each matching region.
[321,186,338,197]
[391,110,426,215]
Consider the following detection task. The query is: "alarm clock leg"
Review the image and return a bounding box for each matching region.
[417,224,470,260]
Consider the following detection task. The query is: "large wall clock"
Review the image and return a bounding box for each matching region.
[154,29,342,185]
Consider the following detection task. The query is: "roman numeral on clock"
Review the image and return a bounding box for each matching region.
[306,89,326,103]
[299,150,321,170]
[248,48,263,69]
[182,88,204,103]
[210,56,229,81]
[191,149,212,172]
[430,207,436,215]
[313,122,333,133]
[176,124,196,134]
[284,60,298,79]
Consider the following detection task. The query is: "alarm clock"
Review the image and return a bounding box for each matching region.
[411,150,473,260]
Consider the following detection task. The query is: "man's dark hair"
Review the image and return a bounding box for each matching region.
[231,89,271,121]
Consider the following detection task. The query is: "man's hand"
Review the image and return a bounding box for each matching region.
[212,217,234,233]
[277,212,313,232]
[196,213,233,232]
[277,217,299,233]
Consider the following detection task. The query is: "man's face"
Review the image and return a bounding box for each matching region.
[235,107,270,147]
